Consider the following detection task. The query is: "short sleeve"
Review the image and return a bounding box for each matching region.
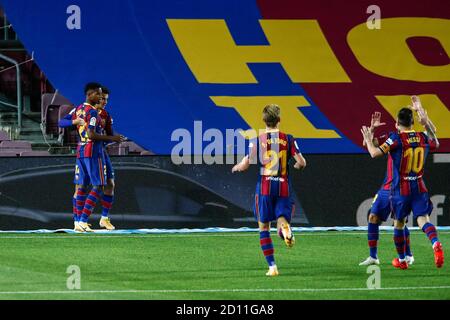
[105,114,114,135]
[69,108,77,120]
[378,132,400,154]
[87,109,98,129]
[289,135,300,157]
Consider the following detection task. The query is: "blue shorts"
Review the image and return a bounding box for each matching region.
[370,190,391,222]
[104,153,115,180]
[254,194,293,223]
[74,156,107,186]
[391,192,433,221]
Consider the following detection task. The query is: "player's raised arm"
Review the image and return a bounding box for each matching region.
[362,111,386,147]
[361,125,384,158]
[417,106,440,150]
[411,95,437,134]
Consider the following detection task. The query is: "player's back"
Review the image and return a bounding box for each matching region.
[386,130,435,196]
[253,130,299,198]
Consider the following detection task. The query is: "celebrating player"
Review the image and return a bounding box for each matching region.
[95,86,116,230]
[59,106,86,230]
[60,83,123,232]
[359,111,414,266]
[361,98,444,269]
[59,85,120,230]
[232,104,306,276]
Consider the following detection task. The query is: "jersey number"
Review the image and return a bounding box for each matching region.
[263,150,287,176]
[403,147,424,174]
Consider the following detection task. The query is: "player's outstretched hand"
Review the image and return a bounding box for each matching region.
[411,95,423,112]
[361,125,374,144]
[370,111,386,131]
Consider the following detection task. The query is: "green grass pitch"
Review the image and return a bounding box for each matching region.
[0,231,449,300]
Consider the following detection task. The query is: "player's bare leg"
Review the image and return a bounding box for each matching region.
[392,219,408,270]
[259,222,278,276]
[99,178,115,230]
[276,216,295,248]
[417,215,444,268]
[359,214,380,266]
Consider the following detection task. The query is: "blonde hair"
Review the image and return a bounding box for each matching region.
[262,104,280,128]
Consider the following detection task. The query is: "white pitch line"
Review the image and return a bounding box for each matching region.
[0,286,450,295]
[0,231,449,240]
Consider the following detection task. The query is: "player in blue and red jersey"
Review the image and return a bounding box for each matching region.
[61,83,123,232]
[359,111,414,267]
[59,85,119,231]
[59,105,86,230]
[361,102,444,270]
[232,104,306,276]
[95,86,116,230]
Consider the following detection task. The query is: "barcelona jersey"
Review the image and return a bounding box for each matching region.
[97,108,115,180]
[97,108,113,136]
[378,130,437,196]
[249,130,300,198]
[73,103,104,159]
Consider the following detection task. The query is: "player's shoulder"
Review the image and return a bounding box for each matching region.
[387,131,401,141]
[69,106,78,115]
[87,106,98,115]
[100,108,110,115]
[387,131,399,138]
[283,132,294,140]
[382,131,401,148]
[417,130,428,137]
[279,131,296,145]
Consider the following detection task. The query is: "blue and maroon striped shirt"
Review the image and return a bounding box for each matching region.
[248,130,300,197]
[74,103,104,159]
[379,130,437,196]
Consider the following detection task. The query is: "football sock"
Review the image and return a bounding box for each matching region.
[260,231,275,267]
[405,226,412,256]
[368,222,379,259]
[394,228,406,260]
[75,188,87,222]
[72,197,78,222]
[101,194,114,218]
[422,222,439,246]
[80,187,102,223]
